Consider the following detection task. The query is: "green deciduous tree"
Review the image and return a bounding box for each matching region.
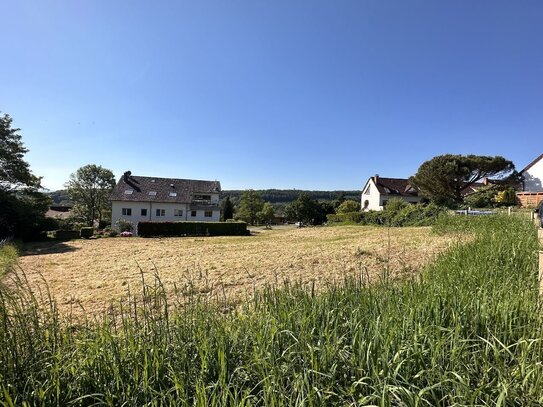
[284,192,333,225]
[409,154,516,206]
[336,199,361,214]
[258,202,275,224]
[65,164,116,226]
[0,113,41,191]
[235,190,264,225]
[0,113,52,239]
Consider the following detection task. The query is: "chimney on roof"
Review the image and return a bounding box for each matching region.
[483,177,488,186]
[123,171,131,182]
[373,174,379,184]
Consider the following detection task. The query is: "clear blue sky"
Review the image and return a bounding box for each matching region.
[2,1,542,191]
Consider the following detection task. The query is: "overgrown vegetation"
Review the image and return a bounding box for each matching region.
[0,242,17,279]
[328,199,446,226]
[1,216,541,405]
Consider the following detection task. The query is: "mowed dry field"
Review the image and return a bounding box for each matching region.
[13,226,458,316]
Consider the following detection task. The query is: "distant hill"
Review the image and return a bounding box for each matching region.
[220,189,360,205]
[48,189,361,206]
[48,190,71,206]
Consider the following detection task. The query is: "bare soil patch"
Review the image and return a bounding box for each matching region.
[13,226,457,316]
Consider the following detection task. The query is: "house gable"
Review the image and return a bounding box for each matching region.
[520,154,543,192]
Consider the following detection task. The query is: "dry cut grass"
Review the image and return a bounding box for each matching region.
[12,226,458,316]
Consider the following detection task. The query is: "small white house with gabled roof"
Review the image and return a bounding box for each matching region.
[361,175,421,211]
[520,153,543,192]
[516,153,543,208]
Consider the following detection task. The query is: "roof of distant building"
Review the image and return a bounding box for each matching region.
[111,172,221,203]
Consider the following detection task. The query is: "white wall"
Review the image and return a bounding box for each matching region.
[523,158,543,192]
[111,201,220,235]
[361,179,382,211]
[361,178,422,211]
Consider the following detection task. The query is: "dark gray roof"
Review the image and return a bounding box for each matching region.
[111,174,221,203]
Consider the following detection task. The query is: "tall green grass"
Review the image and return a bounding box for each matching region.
[0,243,17,280]
[1,216,542,405]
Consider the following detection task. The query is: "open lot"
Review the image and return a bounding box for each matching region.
[13,225,458,316]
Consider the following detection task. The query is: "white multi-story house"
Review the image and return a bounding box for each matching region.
[111,171,221,234]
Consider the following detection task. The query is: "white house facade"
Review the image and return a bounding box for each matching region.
[361,176,421,211]
[516,153,543,208]
[111,172,221,234]
[520,153,543,192]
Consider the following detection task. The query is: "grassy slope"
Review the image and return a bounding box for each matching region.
[1,216,542,406]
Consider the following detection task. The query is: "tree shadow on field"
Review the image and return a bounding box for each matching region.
[21,241,80,256]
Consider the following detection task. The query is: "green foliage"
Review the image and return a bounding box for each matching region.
[65,164,116,226]
[0,114,52,241]
[336,199,361,214]
[115,218,133,233]
[235,190,264,225]
[284,192,333,225]
[221,189,360,205]
[80,227,94,239]
[0,243,18,279]
[327,201,446,227]
[410,154,516,206]
[257,202,275,224]
[221,196,234,221]
[463,186,498,208]
[494,187,518,206]
[1,217,542,405]
[0,189,54,240]
[0,113,41,191]
[138,221,248,237]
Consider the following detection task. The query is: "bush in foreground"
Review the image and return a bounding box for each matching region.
[0,216,542,405]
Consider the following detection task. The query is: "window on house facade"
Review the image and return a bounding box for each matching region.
[122,208,132,216]
[191,210,197,217]
[193,194,211,200]
[204,211,212,217]
[174,209,183,217]
[141,208,147,216]
[156,209,165,217]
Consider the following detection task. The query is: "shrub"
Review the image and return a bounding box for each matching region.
[138,221,248,237]
[115,218,133,233]
[52,230,80,240]
[336,200,361,214]
[98,220,110,230]
[80,227,94,239]
[327,212,363,223]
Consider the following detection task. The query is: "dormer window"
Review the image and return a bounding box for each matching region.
[124,190,134,195]
[148,191,157,196]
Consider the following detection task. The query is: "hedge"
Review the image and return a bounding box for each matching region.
[80,227,94,239]
[138,221,248,237]
[52,230,80,240]
[326,203,446,227]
